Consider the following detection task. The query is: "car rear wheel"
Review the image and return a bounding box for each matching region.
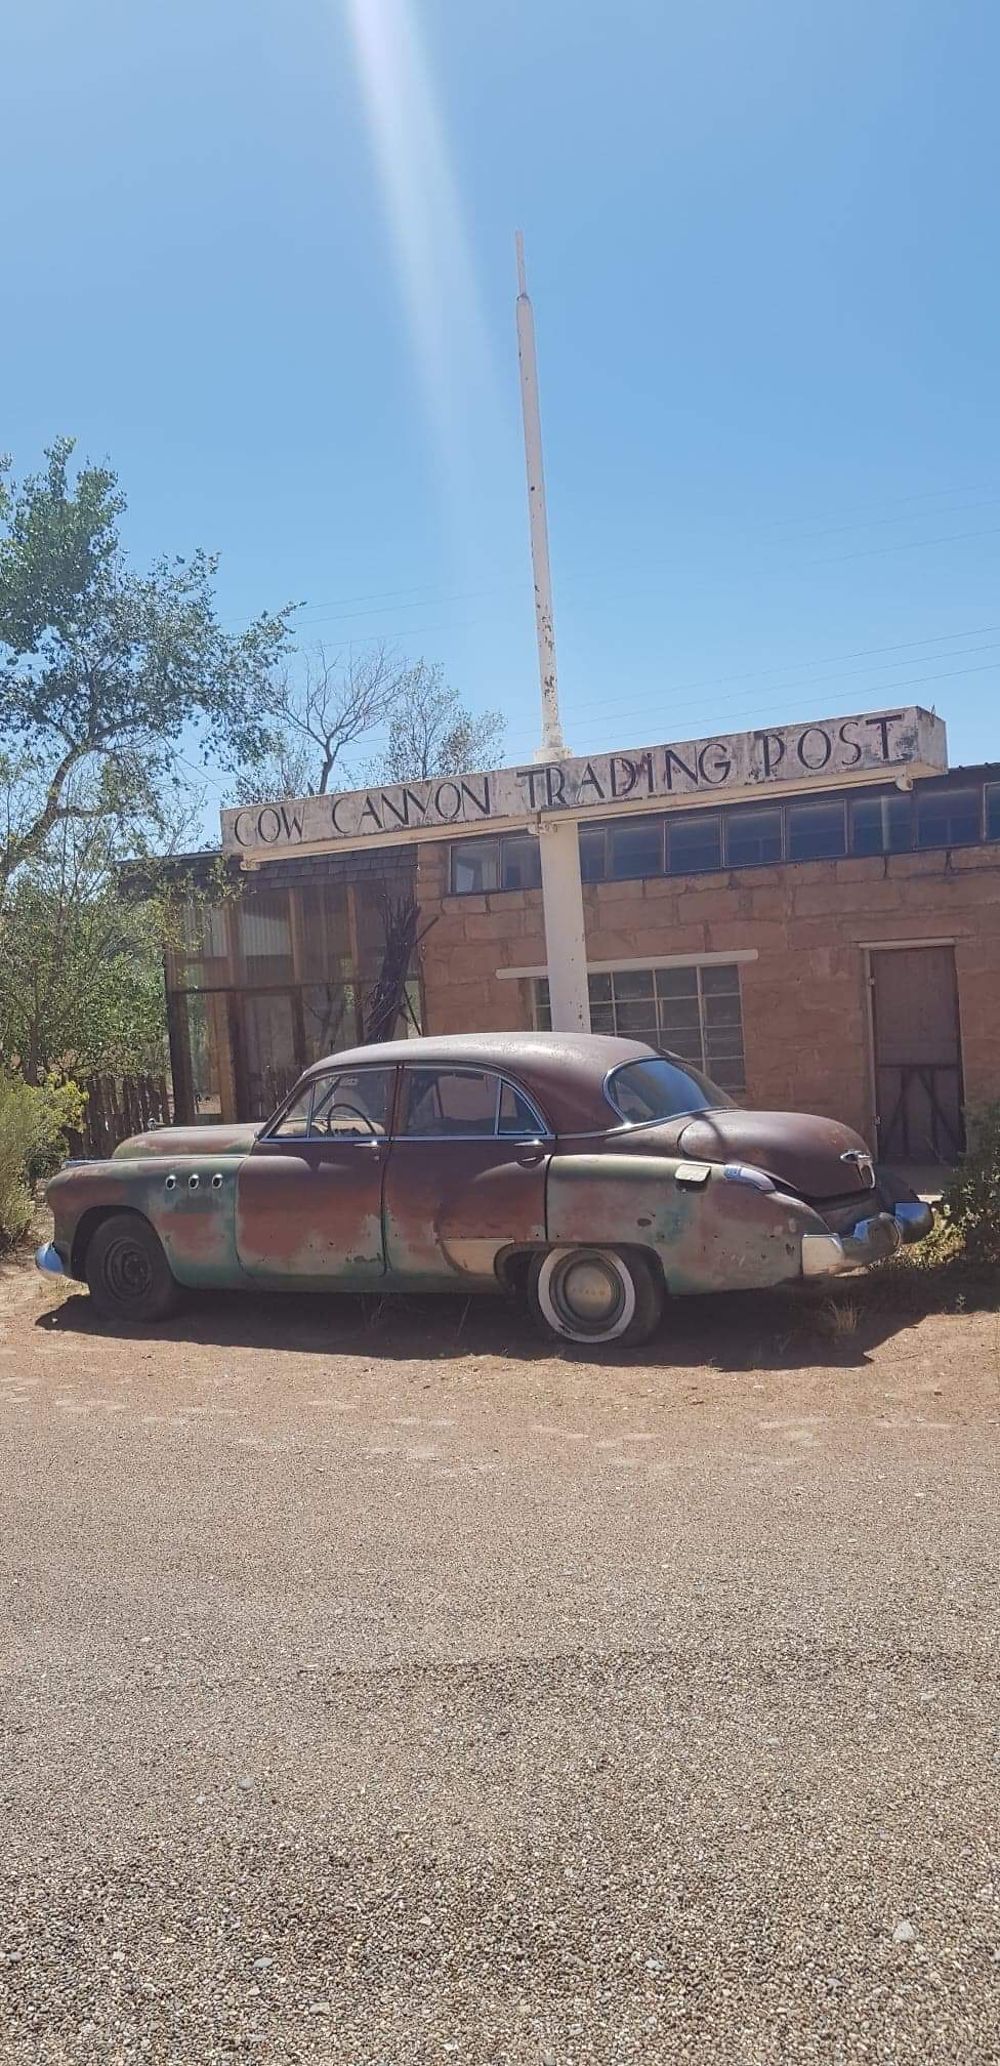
[528,1245,663,1348]
[86,1213,180,1324]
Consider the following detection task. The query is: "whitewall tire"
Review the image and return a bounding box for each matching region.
[528,1246,663,1348]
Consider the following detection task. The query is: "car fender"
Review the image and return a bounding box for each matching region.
[546,1152,828,1294]
[48,1154,248,1290]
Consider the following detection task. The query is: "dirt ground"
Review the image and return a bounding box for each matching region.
[1,1246,998,2064]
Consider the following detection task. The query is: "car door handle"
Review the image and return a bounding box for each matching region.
[515,1139,546,1167]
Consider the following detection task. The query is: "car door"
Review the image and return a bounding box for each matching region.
[383,1065,550,1285]
[235,1065,396,1282]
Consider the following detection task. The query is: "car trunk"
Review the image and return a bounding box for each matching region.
[676,1109,876,1203]
[600,1107,877,1205]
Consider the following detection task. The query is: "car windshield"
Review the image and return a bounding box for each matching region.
[606,1056,735,1125]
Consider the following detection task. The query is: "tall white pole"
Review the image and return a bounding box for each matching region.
[515,231,567,762]
[514,233,590,1034]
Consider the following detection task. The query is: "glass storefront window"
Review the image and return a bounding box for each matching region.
[176,991,228,1119]
[501,833,542,889]
[666,814,722,874]
[297,882,352,982]
[608,819,664,880]
[849,792,913,855]
[301,983,359,1061]
[786,799,847,861]
[237,892,294,983]
[725,807,783,867]
[169,901,230,988]
[915,787,982,848]
[238,991,300,1120]
[579,827,607,882]
[451,839,501,894]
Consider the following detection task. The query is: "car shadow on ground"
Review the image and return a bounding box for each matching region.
[34,1267,988,1372]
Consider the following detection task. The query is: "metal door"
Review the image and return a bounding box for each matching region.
[383,1066,549,1284]
[235,1065,395,1280]
[870,947,964,1163]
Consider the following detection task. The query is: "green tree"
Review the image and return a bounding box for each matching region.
[0,797,206,1082]
[0,437,295,906]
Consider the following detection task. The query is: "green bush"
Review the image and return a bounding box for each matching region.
[0,1075,85,1252]
[940,1102,1000,1268]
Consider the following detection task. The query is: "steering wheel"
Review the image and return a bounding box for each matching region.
[317,1100,379,1138]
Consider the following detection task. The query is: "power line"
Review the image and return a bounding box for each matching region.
[807,522,1000,569]
[545,626,1000,726]
[229,491,1000,638]
[751,482,995,538]
[292,583,508,630]
[521,660,1000,755]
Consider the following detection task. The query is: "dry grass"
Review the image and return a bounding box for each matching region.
[814,1294,861,1340]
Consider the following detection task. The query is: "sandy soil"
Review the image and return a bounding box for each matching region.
[1,1246,998,2064]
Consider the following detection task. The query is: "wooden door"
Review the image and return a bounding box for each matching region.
[870,947,964,1163]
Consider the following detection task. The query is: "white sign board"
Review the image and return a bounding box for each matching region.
[222,705,947,858]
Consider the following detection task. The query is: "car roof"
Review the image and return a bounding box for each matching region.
[301,1030,658,1133]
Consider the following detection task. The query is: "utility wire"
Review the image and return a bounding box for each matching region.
[522,661,1000,755]
[539,628,1000,728]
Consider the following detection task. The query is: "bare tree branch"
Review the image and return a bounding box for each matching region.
[363,665,506,786]
[231,643,423,802]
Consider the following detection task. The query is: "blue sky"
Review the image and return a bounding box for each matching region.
[3,0,998,814]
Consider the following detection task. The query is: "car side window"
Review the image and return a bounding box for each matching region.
[498,1082,543,1137]
[271,1088,313,1139]
[401,1068,501,1138]
[310,1069,394,1138]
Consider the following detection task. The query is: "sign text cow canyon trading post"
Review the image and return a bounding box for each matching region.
[223,707,947,859]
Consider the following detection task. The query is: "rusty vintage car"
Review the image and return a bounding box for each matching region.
[37,1032,932,1346]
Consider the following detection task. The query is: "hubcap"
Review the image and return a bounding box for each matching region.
[104,1238,153,1305]
[552,1253,625,1329]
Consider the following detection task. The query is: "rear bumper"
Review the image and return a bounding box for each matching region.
[891,1199,935,1244]
[802,1198,934,1278]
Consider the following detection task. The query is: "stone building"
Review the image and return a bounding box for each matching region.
[165,708,999,1164]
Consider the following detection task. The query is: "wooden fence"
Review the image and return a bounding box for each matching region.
[74,1074,173,1159]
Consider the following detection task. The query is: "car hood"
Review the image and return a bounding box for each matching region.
[675,1108,876,1202]
[112,1123,261,1160]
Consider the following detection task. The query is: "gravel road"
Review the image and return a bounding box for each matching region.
[1,1265,998,2064]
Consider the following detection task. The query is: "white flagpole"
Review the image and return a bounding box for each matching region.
[514,233,590,1033]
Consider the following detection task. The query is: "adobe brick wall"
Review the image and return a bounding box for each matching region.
[414,838,1000,1138]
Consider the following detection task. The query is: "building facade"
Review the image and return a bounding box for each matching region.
[412,762,1000,1161]
[166,716,1000,1163]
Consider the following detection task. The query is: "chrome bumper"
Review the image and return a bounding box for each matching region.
[802,1199,934,1278]
[891,1199,935,1243]
[35,1242,66,1278]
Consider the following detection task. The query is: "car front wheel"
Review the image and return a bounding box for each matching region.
[528,1245,663,1348]
[86,1213,180,1324]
